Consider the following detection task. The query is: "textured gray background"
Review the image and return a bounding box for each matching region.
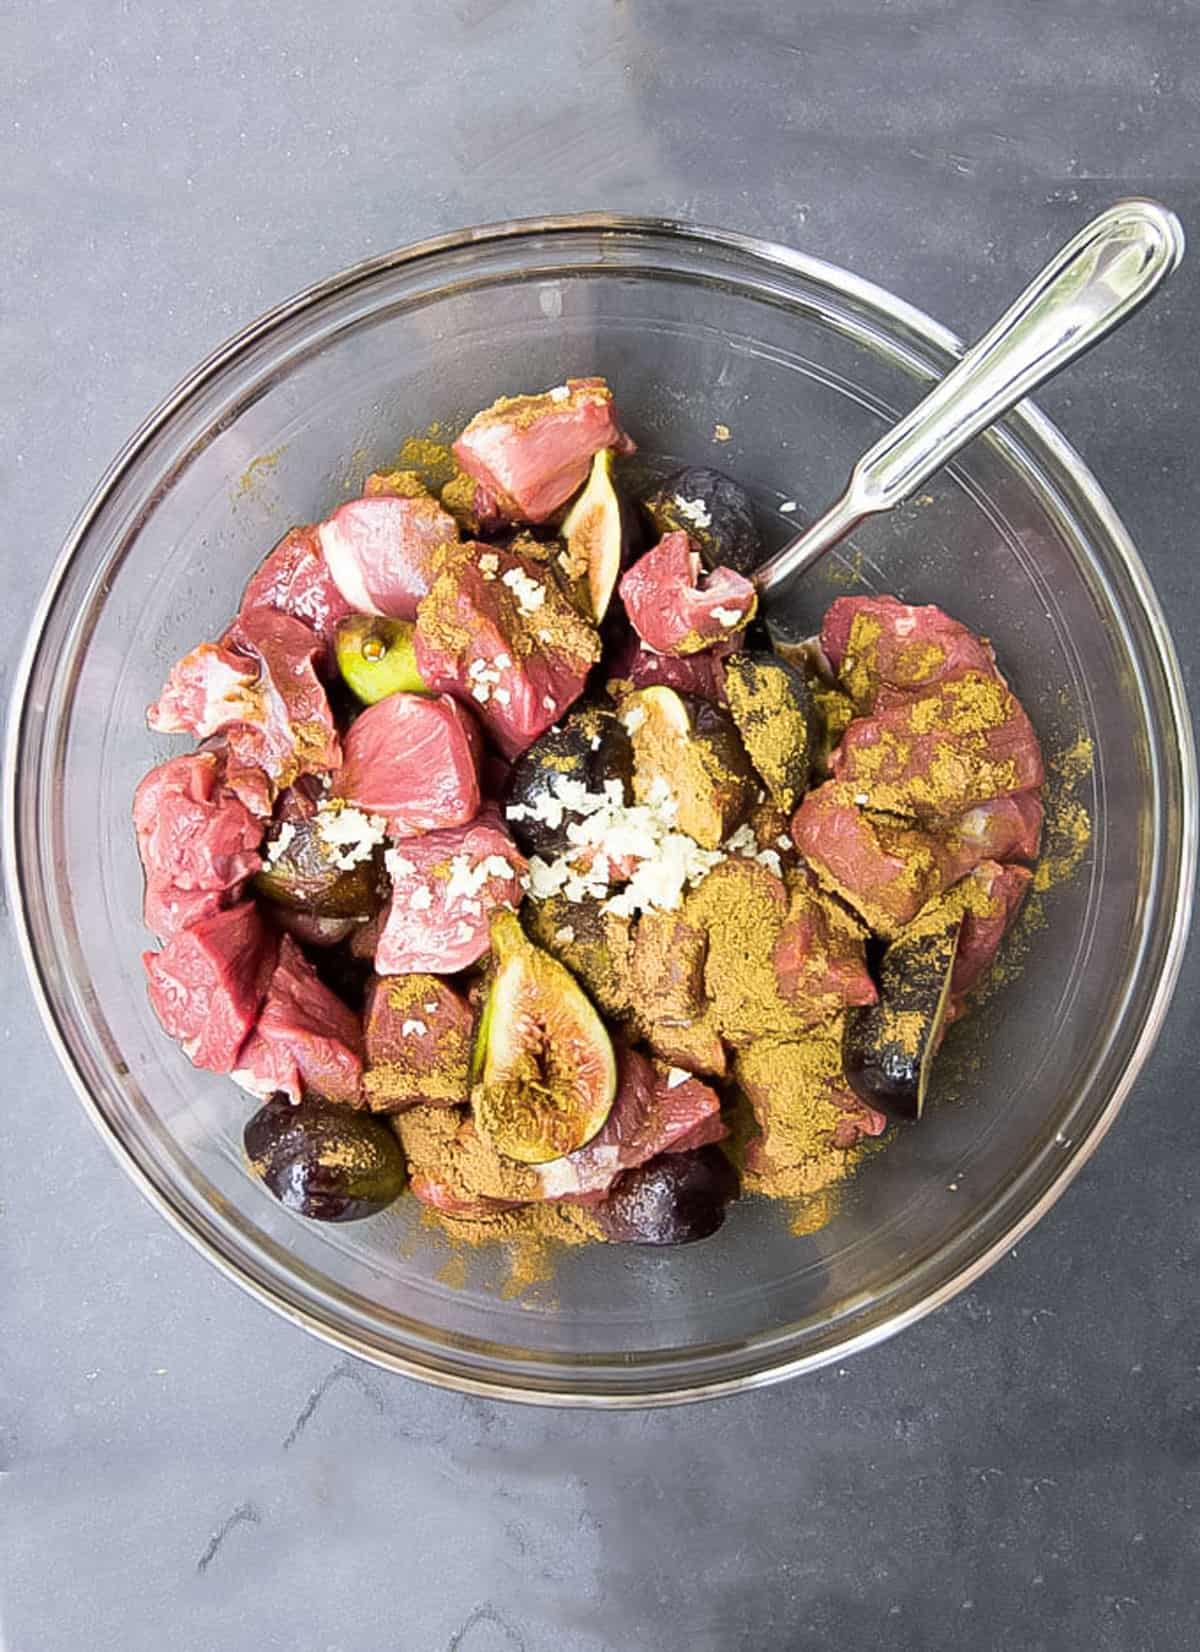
[3,2,1198,1648]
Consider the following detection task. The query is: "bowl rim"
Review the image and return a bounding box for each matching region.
[6,212,1196,1407]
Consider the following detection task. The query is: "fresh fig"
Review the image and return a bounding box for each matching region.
[640,466,763,576]
[844,902,963,1122]
[473,911,617,1163]
[335,613,426,704]
[254,814,387,918]
[244,1096,407,1222]
[559,448,624,620]
[592,1147,738,1245]
[621,684,755,849]
[521,892,636,1022]
[723,651,818,813]
[503,704,633,857]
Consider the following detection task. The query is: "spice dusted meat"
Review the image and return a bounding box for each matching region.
[452,377,633,523]
[821,595,999,711]
[682,857,815,1047]
[533,1047,726,1201]
[790,780,957,938]
[414,542,601,758]
[440,466,505,537]
[829,670,1044,819]
[945,791,1044,870]
[949,860,1033,1002]
[143,900,277,1073]
[618,531,757,656]
[363,974,473,1112]
[736,1018,888,1194]
[317,491,460,620]
[771,876,879,1025]
[376,808,527,975]
[133,752,264,940]
[334,691,481,834]
[521,892,637,1024]
[233,935,364,1106]
[240,524,353,672]
[223,608,342,789]
[397,1105,539,1217]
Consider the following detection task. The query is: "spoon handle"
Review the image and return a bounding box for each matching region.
[755,197,1185,596]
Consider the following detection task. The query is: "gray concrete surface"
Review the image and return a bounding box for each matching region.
[3,2,1198,1647]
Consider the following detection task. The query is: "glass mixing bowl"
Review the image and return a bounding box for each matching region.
[6,217,1194,1405]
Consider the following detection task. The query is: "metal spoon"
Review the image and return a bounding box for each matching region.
[754,198,1184,609]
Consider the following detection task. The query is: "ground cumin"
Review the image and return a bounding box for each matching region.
[1033,732,1094,894]
[731,1022,864,1200]
[363,977,470,1109]
[429,1200,600,1298]
[841,672,1025,816]
[684,860,807,1044]
[362,467,430,499]
[724,658,809,812]
[839,611,883,707]
[396,434,458,488]
[395,1104,540,1204]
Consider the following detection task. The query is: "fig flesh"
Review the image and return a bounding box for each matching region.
[621,684,755,850]
[559,447,624,621]
[473,911,617,1163]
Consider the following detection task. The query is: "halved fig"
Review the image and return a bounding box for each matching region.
[844,903,963,1121]
[559,448,624,621]
[621,684,755,849]
[244,1097,407,1222]
[473,911,617,1163]
[723,651,817,813]
[504,704,633,858]
[640,466,763,576]
[254,813,386,918]
[335,614,426,704]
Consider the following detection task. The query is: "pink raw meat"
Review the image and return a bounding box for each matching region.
[149,609,340,797]
[618,531,756,656]
[945,791,1044,876]
[414,544,599,758]
[363,975,473,1112]
[829,671,1044,819]
[376,807,526,974]
[335,692,481,834]
[240,525,352,671]
[143,900,277,1073]
[828,1091,890,1149]
[771,878,878,1023]
[534,1047,725,1201]
[951,861,1033,1000]
[606,623,741,702]
[134,752,264,940]
[232,935,364,1106]
[317,493,459,619]
[791,781,956,936]
[453,376,633,523]
[820,594,999,709]
[222,608,341,786]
